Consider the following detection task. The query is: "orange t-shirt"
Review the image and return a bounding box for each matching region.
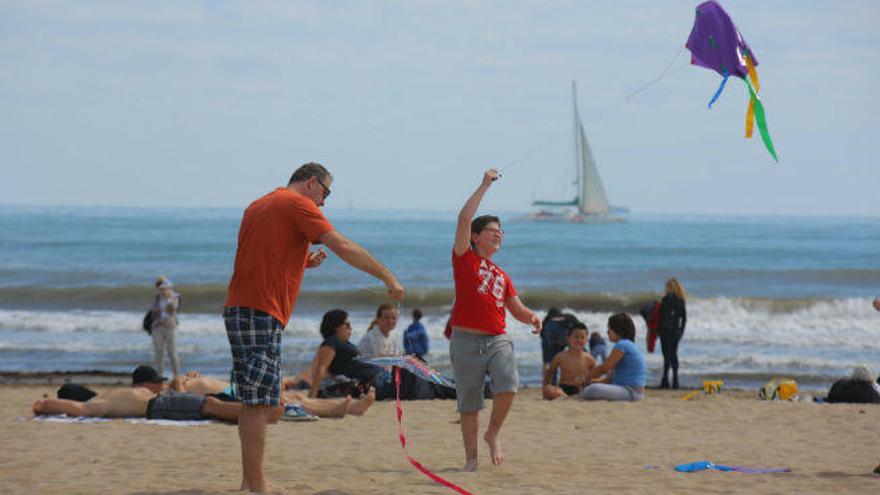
[225,188,334,326]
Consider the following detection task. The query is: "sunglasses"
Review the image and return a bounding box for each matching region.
[316,178,331,200]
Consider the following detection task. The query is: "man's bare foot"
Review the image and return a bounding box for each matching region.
[483,430,504,466]
[349,387,376,416]
[463,458,478,472]
[32,400,45,415]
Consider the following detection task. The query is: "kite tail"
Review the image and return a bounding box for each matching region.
[744,78,778,162]
[394,368,475,495]
[707,69,729,108]
[744,54,760,138]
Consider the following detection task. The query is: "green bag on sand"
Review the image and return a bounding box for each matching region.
[758,378,798,401]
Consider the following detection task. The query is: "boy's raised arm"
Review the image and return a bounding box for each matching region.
[454,169,499,256]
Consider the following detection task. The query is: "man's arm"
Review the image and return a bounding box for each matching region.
[505,296,541,334]
[319,230,404,301]
[454,169,499,256]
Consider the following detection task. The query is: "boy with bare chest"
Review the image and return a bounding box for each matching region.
[542,323,597,400]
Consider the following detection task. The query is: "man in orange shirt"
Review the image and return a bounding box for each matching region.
[224,162,404,493]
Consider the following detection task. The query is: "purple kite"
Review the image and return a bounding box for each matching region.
[686,1,778,161]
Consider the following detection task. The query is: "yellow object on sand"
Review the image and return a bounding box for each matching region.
[680,390,701,401]
[703,380,724,395]
[759,378,799,401]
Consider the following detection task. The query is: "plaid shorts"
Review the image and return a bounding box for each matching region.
[224,306,284,406]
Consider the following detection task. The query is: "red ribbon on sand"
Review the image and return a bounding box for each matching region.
[394,368,474,495]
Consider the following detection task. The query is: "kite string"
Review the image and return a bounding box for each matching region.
[496,47,689,178]
[622,48,689,103]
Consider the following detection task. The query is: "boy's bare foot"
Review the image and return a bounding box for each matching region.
[483,430,504,466]
[349,387,376,416]
[463,458,478,472]
[32,400,45,415]
[240,480,286,494]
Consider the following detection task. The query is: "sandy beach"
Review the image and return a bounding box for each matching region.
[1,382,878,494]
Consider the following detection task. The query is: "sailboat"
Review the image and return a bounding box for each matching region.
[528,82,626,223]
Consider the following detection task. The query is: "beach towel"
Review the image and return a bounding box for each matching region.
[27,414,112,424]
[25,415,212,426]
[125,418,213,426]
[675,460,790,474]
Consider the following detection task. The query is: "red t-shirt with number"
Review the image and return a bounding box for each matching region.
[450,249,517,335]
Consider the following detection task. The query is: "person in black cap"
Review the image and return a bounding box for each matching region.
[33,365,278,423]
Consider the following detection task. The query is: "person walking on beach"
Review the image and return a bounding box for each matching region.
[658,278,687,389]
[150,276,181,378]
[224,162,404,494]
[449,168,542,471]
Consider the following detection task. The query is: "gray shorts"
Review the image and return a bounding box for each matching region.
[146,390,207,420]
[449,329,519,413]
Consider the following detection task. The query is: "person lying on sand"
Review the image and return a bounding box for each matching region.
[178,371,375,418]
[542,323,597,400]
[33,365,278,423]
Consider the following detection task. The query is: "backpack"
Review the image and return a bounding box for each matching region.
[142,310,154,334]
[759,378,799,401]
[143,293,183,334]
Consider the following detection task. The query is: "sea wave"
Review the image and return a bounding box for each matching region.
[1,283,877,314]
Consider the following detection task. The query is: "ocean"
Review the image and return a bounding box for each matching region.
[1,205,878,391]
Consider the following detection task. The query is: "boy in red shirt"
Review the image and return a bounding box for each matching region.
[449,168,541,471]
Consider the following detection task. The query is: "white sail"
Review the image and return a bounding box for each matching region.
[529,81,624,222]
[577,122,610,215]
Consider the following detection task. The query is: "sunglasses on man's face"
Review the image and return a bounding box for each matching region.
[316,179,331,200]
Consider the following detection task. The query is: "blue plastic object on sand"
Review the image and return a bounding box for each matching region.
[675,460,789,474]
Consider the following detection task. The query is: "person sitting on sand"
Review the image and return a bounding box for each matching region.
[33,365,280,423]
[826,365,880,404]
[581,313,646,402]
[540,308,579,384]
[310,309,393,399]
[542,323,597,400]
[589,331,609,364]
[358,303,401,359]
[403,308,429,361]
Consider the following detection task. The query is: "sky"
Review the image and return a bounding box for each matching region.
[1,0,878,216]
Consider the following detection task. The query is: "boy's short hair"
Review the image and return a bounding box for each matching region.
[471,215,501,235]
[412,308,422,320]
[568,322,588,335]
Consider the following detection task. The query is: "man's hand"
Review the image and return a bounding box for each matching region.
[482,168,500,187]
[306,249,327,269]
[529,313,542,335]
[385,278,405,302]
